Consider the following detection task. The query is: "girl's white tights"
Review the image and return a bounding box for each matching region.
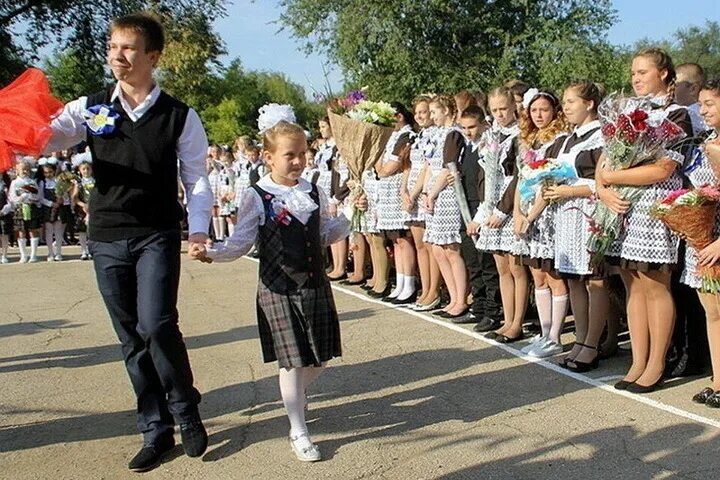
[278,365,326,449]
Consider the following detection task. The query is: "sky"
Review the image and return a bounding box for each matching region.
[215,0,720,95]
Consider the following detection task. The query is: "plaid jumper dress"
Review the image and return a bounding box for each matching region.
[253,184,342,367]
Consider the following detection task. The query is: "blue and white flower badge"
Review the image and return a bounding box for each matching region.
[83,104,121,136]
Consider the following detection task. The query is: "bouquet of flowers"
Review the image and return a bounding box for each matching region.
[0,68,64,172]
[15,178,39,220]
[518,151,576,204]
[55,171,76,198]
[587,94,687,267]
[327,90,396,230]
[651,185,720,292]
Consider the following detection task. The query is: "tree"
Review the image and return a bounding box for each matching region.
[278,0,620,101]
[44,49,106,102]
[1,1,227,83]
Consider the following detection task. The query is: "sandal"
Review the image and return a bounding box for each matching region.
[289,432,321,462]
[564,344,600,373]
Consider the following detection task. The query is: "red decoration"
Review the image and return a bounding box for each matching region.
[0,68,64,172]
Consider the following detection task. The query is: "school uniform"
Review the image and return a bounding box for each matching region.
[9,177,41,230]
[552,121,604,277]
[209,176,351,367]
[474,123,524,254]
[406,126,435,223]
[47,83,213,444]
[423,126,465,245]
[458,135,502,321]
[376,124,413,232]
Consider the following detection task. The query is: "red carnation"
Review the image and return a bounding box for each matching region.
[528,159,549,169]
[601,124,616,138]
[629,109,649,123]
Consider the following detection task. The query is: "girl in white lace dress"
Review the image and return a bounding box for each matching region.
[423,94,468,318]
[512,90,570,352]
[543,81,609,369]
[597,49,693,393]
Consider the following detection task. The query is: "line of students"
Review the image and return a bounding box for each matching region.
[299,48,720,406]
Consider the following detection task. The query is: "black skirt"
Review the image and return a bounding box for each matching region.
[256,279,342,368]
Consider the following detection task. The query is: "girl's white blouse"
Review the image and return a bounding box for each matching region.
[208,176,351,262]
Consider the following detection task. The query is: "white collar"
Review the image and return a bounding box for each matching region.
[494,121,519,136]
[257,175,312,194]
[111,83,162,120]
[575,120,601,137]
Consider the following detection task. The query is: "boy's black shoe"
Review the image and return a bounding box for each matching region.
[473,317,502,332]
[180,420,208,457]
[128,436,175,473]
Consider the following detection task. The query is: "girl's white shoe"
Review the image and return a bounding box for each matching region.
[289,432,321,462]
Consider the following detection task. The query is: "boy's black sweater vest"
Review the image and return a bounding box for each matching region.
[460,144,483,215]
[85,89,189,241]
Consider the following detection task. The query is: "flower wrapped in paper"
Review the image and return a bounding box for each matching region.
[0,68,64,172]
[327,92,396,230]
[587,94,687,267]
[651,186,720,293]
[55,171,77,198]
[518,154,576,204]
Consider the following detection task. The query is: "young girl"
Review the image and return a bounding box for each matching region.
[403,96,442,310]
[9,161,41,263]
[207,145,227,241]
[543,81,609,370]
[39,158,71,261]
[423,94,468,318]
[471,87,527,341]
[302,147,320,184]
[316,117,348,281]
[0,173,13,263]
[514,90,570,356]
[597,48,693,393]
[375,102,416,304]
[194,110,350,462]
[218,151,237,237]
[71,157,95,260]
[682,79,720,406]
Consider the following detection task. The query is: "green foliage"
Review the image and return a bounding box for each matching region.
[635,21,720,79]
[278,0,621,102]
[201,59,325,145]
[44,49,106,102]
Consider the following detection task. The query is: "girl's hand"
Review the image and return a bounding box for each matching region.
[485,214,503,229]
[445,171,456,186]
[425,195,436,214]
[543,185,572,201]
[597,186,630,214]
[466,221,481,236]
[354,194,368,212]
[698,239,720,267]
[514,214,529,236]
[347,179,358,190]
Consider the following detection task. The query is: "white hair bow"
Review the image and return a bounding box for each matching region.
[522,88,540,110]
[257,103,297,134]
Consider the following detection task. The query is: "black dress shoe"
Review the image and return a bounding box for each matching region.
[625,378,664,394]
[706,392,720,408]
[360,283,374,291]
[344,278,366,286]
[328,273,347,282]
[472,317,501,332]
[442,309,469,320]
[451,312,477,324]
[613,380,633,390]
[692,387,715,404]
[391,293,417,305]
[495,333,523,344]
[180,420,208,457]
[128,437,175,472]
[484,331,499,340]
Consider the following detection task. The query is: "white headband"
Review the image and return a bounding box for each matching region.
[257,103,297,134]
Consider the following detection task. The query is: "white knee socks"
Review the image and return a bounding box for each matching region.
[79,232,88,255]
[388,273,405,298]
[0,234,8,260]
[54,222,65,257]
[45,223,55,258]
[279,366,326,450]
[397,275,416,301]
[18,237,27,261]
[534,287,552,338]
[550,294,569,344]
[30,237,39,261]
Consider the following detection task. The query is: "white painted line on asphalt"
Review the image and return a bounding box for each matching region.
[240,257,720,430]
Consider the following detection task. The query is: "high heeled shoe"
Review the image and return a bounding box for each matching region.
[625,377,664,394]
[564,344,600,373]
[692,387,715,404]
[367,284,392,298]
